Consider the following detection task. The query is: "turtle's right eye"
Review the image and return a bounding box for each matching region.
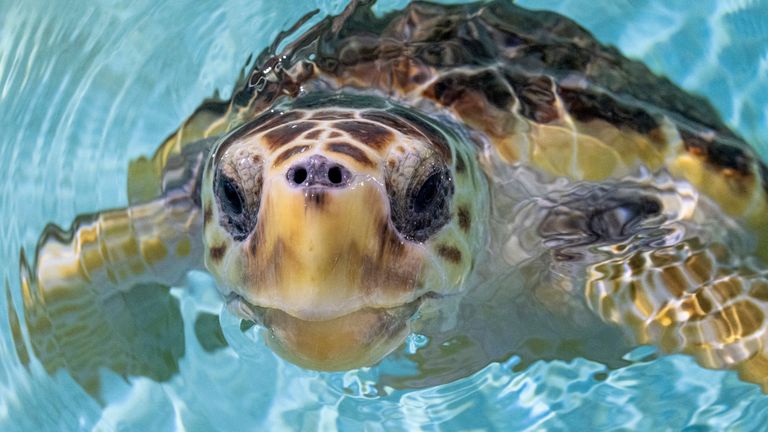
[218,175,244,216]
[214,170,258,241]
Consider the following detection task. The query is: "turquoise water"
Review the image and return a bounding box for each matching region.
[1,0,767,430]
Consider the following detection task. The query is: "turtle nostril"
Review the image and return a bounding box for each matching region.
[292,167,308,185]
[287,155,351,188]
[328,166,343,184]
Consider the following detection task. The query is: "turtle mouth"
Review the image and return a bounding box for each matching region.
[225,292,439,370]
[225,291,439,324]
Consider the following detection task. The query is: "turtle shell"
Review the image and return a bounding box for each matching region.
[145,0,767,255]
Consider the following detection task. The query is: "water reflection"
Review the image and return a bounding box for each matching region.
[2,0,768,430]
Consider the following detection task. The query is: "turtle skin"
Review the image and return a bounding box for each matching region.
[13,0,768,396]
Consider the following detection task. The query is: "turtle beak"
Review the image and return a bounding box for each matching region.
[257,299,421,371]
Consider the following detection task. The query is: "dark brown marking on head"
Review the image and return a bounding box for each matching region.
[263,121,317,150]
[333,121,394,150]
[361,111,421,138]
[508,75,559,123]
[680,130,752,176]
[558,86,659,135]
[327,142,374,167]
[237,111,305,141]
[329,131,343,138]
[311,110,353,120]
[457,205,471,232]
[273,145,310,167]
[304,129,323,140]
[304,189,326,209]
[204,203,213,225]
[436,244,462,264]
[248,228,261,257]
[388,106,452,161]
[377,219,405,260]
[209,243,227,263]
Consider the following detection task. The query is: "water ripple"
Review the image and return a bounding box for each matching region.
[1,0,767,430]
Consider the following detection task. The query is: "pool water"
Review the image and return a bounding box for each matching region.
[1,0,767,430]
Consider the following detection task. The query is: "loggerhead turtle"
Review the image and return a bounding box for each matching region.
[15,0,768,394]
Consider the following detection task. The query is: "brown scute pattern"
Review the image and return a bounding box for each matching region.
[238,0,731,135]
[429,70,513,110]
[508,74,558,123]
[327,142,374,167]
[333,121,394,150]
[303,129,323,140]
[272,145,311,167]
[263,121,317,150]
[231,1,765,192]
[558,87,659,135]
[681,130,753,176]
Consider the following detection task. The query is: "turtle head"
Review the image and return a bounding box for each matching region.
[201,95,484,370]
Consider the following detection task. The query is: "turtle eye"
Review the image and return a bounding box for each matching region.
[412,172,442,213]
[214,170,258,241]
[389,163,453,243]
[219,175,244,215]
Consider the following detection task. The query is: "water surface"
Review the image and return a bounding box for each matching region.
[1,0,767,430]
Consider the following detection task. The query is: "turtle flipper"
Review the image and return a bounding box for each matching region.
[21,166,206,396]
[587,238,768,390]
[128,102,230,205]
[21,197,204,395]
[477,173,768,390]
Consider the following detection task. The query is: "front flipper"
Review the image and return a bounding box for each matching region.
[20,144,208,396]
[20,195,204,396]
[587,238,768,391]
[525,177,768,390]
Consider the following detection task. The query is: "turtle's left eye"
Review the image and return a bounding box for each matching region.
[412,171,443,212]
[218,175,244,216]
[388,159,454,243]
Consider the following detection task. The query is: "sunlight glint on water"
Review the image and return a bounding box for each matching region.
[1,0,767,430]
